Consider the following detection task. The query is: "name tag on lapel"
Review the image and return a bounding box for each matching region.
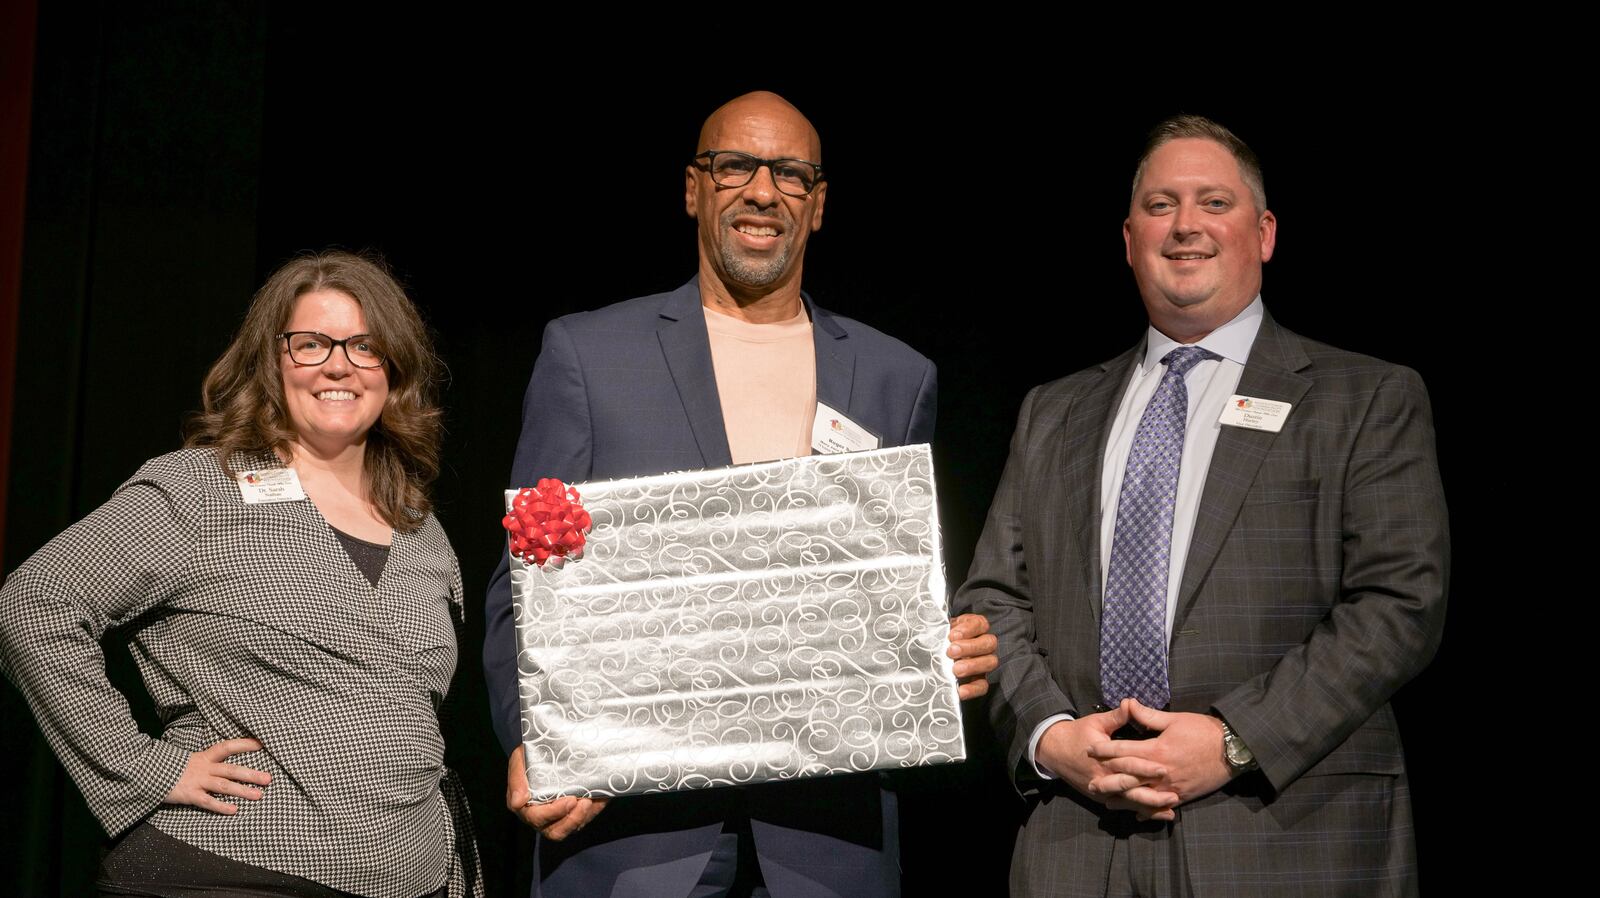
[812,401,881,454]
[1218,395,1292,433]
[236,468,307,503]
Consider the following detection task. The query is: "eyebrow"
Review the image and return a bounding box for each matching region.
[1140,182,1239,198]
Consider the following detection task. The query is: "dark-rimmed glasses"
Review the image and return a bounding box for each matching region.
[692,151,824,197]
[278,332,385,368]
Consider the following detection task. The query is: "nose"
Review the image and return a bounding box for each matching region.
[738,163,781,208]
[322,344,353,376]
[1171,200,1203,238]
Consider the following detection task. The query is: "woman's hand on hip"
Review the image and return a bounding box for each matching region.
[164,738,272,815]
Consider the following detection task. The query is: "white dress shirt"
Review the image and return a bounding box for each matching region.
[1028,298,1265,777]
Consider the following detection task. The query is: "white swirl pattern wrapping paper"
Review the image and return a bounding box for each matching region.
[509,444,965,800]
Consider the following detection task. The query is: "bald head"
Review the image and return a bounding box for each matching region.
[697,91,822,163]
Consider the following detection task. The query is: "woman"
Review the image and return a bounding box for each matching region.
[0,251,481,897]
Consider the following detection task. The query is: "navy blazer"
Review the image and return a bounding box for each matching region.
[484,277,936,898]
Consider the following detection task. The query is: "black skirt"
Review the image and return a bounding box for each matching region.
[98,822,446,898]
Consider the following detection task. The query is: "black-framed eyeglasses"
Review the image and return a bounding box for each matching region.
[692,151,824,197]
[278,331,386,368]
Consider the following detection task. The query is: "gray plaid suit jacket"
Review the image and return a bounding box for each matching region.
[956,312,1448,897]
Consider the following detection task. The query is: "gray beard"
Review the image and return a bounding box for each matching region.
[719,242,791,288]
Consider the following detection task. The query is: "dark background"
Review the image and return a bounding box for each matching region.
[2,5,1498,896]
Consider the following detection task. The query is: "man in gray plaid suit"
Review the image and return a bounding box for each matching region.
[956,115,1448,896]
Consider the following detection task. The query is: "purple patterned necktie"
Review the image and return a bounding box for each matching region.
[1100,346,1217,710]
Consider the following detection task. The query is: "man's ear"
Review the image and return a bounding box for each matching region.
[809,181,827,233]
[1257,209,1277,262]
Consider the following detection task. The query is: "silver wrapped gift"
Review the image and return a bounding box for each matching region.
[508,444,965,801]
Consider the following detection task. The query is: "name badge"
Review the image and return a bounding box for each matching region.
[812,402,881,454]
[1218,395,1292,433]
[236,468,307,504]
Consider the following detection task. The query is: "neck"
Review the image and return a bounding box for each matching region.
[1151,321,1217,345]
[283,439,367,491]
[697,260,805,324]
[1148,294,1258,345]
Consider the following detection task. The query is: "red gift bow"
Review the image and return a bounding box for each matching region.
[502,478,593,567]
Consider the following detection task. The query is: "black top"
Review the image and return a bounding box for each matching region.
[330,526,390,587]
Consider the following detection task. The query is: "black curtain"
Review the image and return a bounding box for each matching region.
[5,6,1494,895]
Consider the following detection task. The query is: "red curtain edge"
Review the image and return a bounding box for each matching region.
[0,0,40,568]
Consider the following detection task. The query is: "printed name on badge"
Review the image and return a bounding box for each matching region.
[812,402,882,455]
[1218,395,1292,433]
[236,468,308,504]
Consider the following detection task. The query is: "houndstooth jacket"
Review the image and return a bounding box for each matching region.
[0,448,483,898]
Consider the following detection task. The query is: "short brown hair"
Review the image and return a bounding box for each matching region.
[1132,114,1267,214]
[184,251,443,531]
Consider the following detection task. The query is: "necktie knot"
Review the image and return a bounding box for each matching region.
[1162,346,1218,379]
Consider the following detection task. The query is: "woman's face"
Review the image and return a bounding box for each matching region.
[278,290,389,457]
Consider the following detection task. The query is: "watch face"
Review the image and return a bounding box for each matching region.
[1223,728,1253,767]
[1218,718,1254,771]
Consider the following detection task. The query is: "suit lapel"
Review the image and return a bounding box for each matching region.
[1171,314,1312,631]
[1065,346,1141,626]
[808,299,857,430]
[656,279,733,469]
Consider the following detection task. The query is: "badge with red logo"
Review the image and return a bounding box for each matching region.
[1218,395,1291,432]
[811,401,881,454]
[235,468,306,503]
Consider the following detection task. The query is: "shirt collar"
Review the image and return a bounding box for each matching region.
[1140,295,1265,373]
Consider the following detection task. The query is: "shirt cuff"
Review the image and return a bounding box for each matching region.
[99,736,193,838]
[1027,713,1076,779]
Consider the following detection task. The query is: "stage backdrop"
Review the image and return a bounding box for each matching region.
[2,5,1491,895]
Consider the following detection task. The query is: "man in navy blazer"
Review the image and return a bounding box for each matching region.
[484,91,997,898]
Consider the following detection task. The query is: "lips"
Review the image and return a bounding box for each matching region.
[731,215,785,241]
[724,209,788,250]
[728,218,787,252]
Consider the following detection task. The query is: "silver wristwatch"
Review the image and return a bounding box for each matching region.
[1219,718,1258,775]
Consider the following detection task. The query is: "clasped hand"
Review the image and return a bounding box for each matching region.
[1036,699,1233,822]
